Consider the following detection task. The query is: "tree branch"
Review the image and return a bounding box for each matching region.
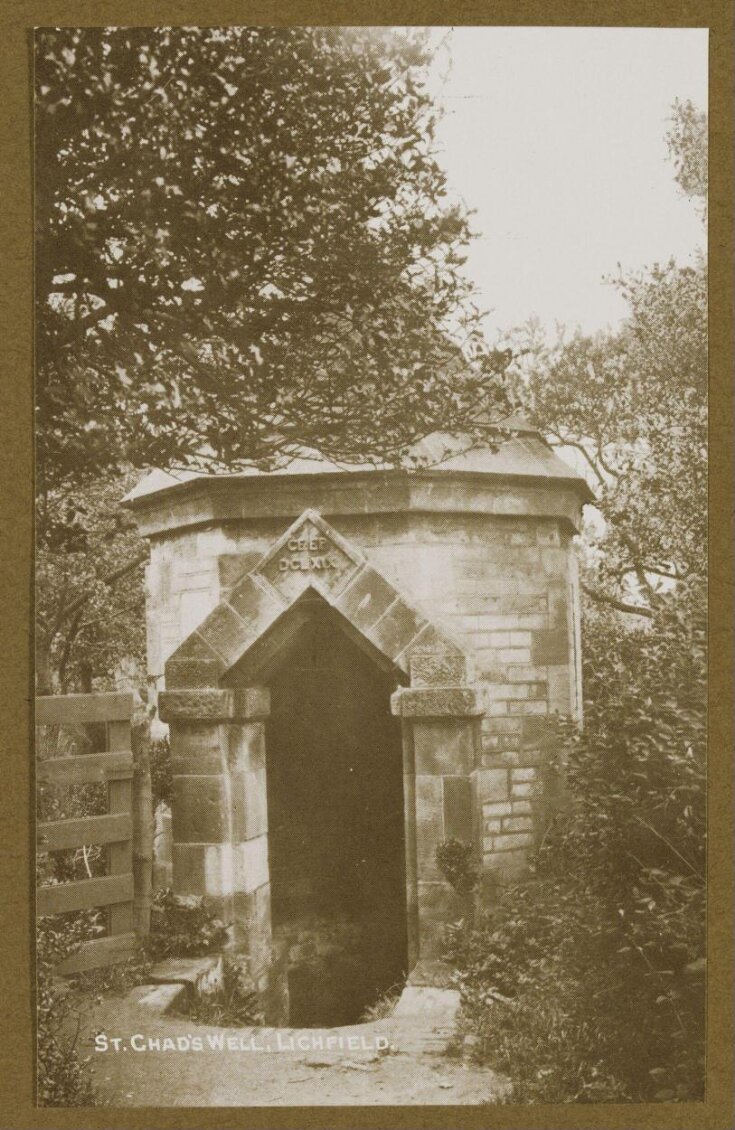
[56,301,115,348]
[618,533,662,604]
[615,564,685,583]
[547,431,607,489]
[57,550,148,626]
[58,606,85,694]
[592,432,619,479]
[581,582,653,619]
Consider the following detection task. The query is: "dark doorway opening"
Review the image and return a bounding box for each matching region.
[264,595,407,1027]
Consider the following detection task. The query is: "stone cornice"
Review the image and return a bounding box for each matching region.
[125,467,591,539]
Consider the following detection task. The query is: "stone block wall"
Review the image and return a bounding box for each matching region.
[316,511,580,890]
[144,508,582,894]
[346,513,578,890]
[144,524,279,682]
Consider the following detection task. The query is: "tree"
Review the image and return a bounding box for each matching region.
[666,98,707,220]
[35,472,147,694]
[36,26,507,493]
[504,101,707,616]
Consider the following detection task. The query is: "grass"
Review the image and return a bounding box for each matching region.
[360,981,405,1023]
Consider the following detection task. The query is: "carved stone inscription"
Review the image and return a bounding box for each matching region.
[278,534,341,573]
[257,515,360,601]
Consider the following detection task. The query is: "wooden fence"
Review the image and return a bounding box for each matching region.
[36,692,138,974]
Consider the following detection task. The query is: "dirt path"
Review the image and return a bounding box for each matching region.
[79,986,507,1107]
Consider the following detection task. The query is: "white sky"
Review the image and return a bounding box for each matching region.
[423,27,708,337]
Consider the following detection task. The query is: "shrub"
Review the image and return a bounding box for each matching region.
[454,584,706,1103]
[174,955,263,1027]
[436,838,478,898]
[37,724,109,887]
[70,950,152,998]
[148,733,173,811]
[360,981,405,1022]
[146,887,230,962]
[36,915,98,1106]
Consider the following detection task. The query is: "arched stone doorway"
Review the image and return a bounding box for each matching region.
[159,510,482,1023]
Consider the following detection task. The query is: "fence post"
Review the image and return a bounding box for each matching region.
[132,722,154,939]
[106,717,134,941]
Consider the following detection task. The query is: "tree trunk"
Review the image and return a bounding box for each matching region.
[132,721,154,939]
[35,636,54,696]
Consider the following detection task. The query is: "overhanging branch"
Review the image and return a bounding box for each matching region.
[581,582,653,619]
[56,550,148,627]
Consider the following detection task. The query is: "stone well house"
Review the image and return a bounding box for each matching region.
[125,422,591,1024]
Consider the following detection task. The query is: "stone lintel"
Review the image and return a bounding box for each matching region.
[392,685,484,718]
[159,686,270,722]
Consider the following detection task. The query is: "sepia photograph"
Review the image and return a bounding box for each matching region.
[32,22,711,1112]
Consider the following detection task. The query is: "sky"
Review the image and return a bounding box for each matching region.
[423,27,708,338]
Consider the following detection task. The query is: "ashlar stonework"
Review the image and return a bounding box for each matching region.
[125,423,591,1022]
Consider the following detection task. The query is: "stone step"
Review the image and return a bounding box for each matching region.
[149,955,224,999]
[130,982,187,1014]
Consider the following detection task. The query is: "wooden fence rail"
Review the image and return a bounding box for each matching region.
[36,692,139,975]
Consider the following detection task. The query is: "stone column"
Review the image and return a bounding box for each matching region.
[391,656,483,986]
[228,703,274,999]
[158,686,278,1006]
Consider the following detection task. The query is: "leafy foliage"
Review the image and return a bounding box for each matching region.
[436,838,479,898]
[175,955,264,1027]
[504,101,706,617]
[666,98,707,218]
[148,733,173,810]
[147,888,230,962]
[460,113,708,1100]
[506,254,706,613]
[34,26,510,702]
[36,916,97,1106]
[36,26,506,490]
[454,585,706,1102]
[36,471,147,693]
[36,723,110,886]
[360,981,405,1023]
[69,951,152,998]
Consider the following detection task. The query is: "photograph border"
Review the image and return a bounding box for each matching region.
[1,2,732,1128]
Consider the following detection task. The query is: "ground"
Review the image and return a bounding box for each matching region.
[76,985,508,1107]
